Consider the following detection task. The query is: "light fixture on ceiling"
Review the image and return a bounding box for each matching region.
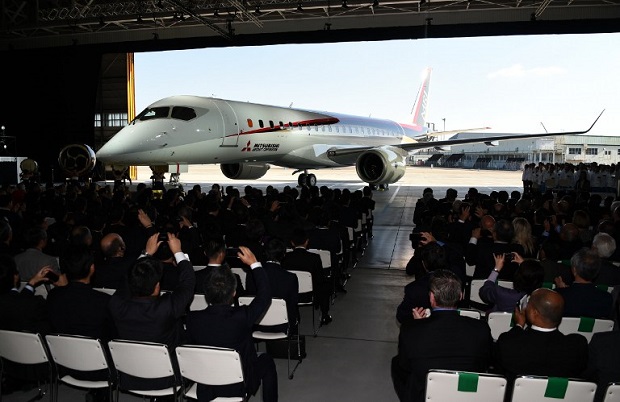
[297,3,303,11]
[342,0,349,8]
[157,0,164,8]
[372,0,379,7]
[255,5,262,14]
[137,14,143,22]
[214,8,220,16]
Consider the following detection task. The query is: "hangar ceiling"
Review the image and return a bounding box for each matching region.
[2,0,620,51]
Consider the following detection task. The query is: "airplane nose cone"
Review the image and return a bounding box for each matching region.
[96,137,128,163]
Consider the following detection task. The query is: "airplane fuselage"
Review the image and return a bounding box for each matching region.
[96,96,423,169]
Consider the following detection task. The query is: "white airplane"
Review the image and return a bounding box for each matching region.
[82,67,602,188]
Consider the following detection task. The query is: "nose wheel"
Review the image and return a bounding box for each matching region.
[297,172,317,187]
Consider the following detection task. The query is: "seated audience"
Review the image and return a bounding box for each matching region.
[555,248,613,318]
[479,253,544,313]
[92,233,132,289]
[14,226,63,285]
[591,232,620,286]
[391,270,492,402]
[186,247,278,402]
[494,288,588,382]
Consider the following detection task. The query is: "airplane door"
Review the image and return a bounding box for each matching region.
[212,99,241,147]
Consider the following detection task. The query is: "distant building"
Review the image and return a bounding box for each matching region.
[410,134,620,170]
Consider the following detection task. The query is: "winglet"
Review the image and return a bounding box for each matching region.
[584,109,605,133]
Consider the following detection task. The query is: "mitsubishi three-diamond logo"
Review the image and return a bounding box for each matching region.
[242,141,252,152]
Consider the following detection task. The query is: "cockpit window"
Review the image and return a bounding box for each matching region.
[136,107,170,121]
[171,106,197,121]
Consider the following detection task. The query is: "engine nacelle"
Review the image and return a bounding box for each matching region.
[220,163,270,180]
[58,144,96,177]
[355,146,407,185]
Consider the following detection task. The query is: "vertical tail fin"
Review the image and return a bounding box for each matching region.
[410,67,432,132]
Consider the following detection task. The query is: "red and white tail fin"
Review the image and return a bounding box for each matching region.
[410,67,432,133]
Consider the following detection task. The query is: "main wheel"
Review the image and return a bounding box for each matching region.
[298,173,307,187]
[378,183,389,191]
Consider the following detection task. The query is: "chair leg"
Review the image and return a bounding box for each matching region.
[288,334,303,380]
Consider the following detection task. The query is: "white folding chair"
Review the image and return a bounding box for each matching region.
[425,369,507,402]
[308,249,331,271]
[0,330,54,402]
[558,317,615,342]
[603,383,620,402]
[190,294,209,311]
[458,309,482,319]
[288,270,318,336]
[107,339,180,401]
[175,345,247,401]
[238,297,300,379]
[511,375,597,402]
[230,267,247,289]
[45,334,114,402]
[487,311,515,341]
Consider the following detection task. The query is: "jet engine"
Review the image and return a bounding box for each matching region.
[220,163,270,180]
[58,144,97,177]
[355,146,407,185]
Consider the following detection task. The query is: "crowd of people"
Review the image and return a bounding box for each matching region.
[0,178,375,402]
[521,161,620,196]
[395,183,620,402]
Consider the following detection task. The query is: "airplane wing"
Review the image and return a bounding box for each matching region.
[327,110,605,158]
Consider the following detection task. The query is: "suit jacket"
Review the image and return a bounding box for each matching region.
[584,331,620,402]
[108,258,195,348]
[479,271,525,313]
[392,310,492,402]
[14,248,61,281]
[260,261,299,330]
[186,265,272,400]
[47,281,116,341]
[396,275,431,324]
[467,241,523,280]
[282,248,331,312]
[556,283,613,319]
[0,287,51,334]
[594,260,620,287]
[495,326,588,381]
[92,256,132,290]
[194,264,244,304]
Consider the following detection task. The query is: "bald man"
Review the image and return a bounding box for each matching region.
[91,233,132,289]
[494,288,588,382]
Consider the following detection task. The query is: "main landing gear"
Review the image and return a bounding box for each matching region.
[295,170,317,187]
[370,183,389,191]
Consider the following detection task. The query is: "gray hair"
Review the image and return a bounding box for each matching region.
[592,233,616,259]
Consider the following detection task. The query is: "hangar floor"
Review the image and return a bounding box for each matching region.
[4,167,523,402]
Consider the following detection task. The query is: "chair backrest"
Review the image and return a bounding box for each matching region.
[45,334,110,372]
[307,249,331,269]
[0,330,50,365]
[511,376,596,402]
[175,345,244,386]
[20,281,49,298]
[458,309,482,319]
[93,287,115,295]
[603,383,620,402]
[558,317,614,342]
[487,312,515,341]
[425,369,507,402]
[288,270,313,300]
[231,267,247,289]
[107,339,175,380]
[469,279,487,305]
[190,294,209,311]
[238,297,288,327]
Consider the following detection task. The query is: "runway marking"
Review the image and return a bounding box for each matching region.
[388,185,401,204]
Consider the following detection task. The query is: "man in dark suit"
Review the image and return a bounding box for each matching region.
[495,288,588,382]
[195,239,245,303]
[47,245,116,341]
[282,229,332,325]
[256,238,298,334]
[391,270,493,402]
[92,233,132,289]
[185,247,278,402]
[555,247,613,318]
[108,232,195,391]
[467,218,523,280]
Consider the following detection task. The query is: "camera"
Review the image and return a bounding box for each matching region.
[226,247,241,258]
[504,252,514,261]
[409,232,423,248]
[158,232,169,242]
[45,270,59,282]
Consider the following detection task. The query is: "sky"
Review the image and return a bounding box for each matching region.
[134,32,620,137]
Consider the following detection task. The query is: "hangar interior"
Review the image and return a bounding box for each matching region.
[0,0,619,183]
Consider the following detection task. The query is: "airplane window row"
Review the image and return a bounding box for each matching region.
[245,118,396,137]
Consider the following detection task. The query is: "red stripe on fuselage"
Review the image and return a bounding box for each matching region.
[224,117,339,138]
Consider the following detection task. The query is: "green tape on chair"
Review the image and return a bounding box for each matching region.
[560,260,571,267]
[544,377,568,399]
[542,282,554,289]
[578,317,595,332]
[510,313,515,327]
[457,372,479,392]
[596,284,609,292]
